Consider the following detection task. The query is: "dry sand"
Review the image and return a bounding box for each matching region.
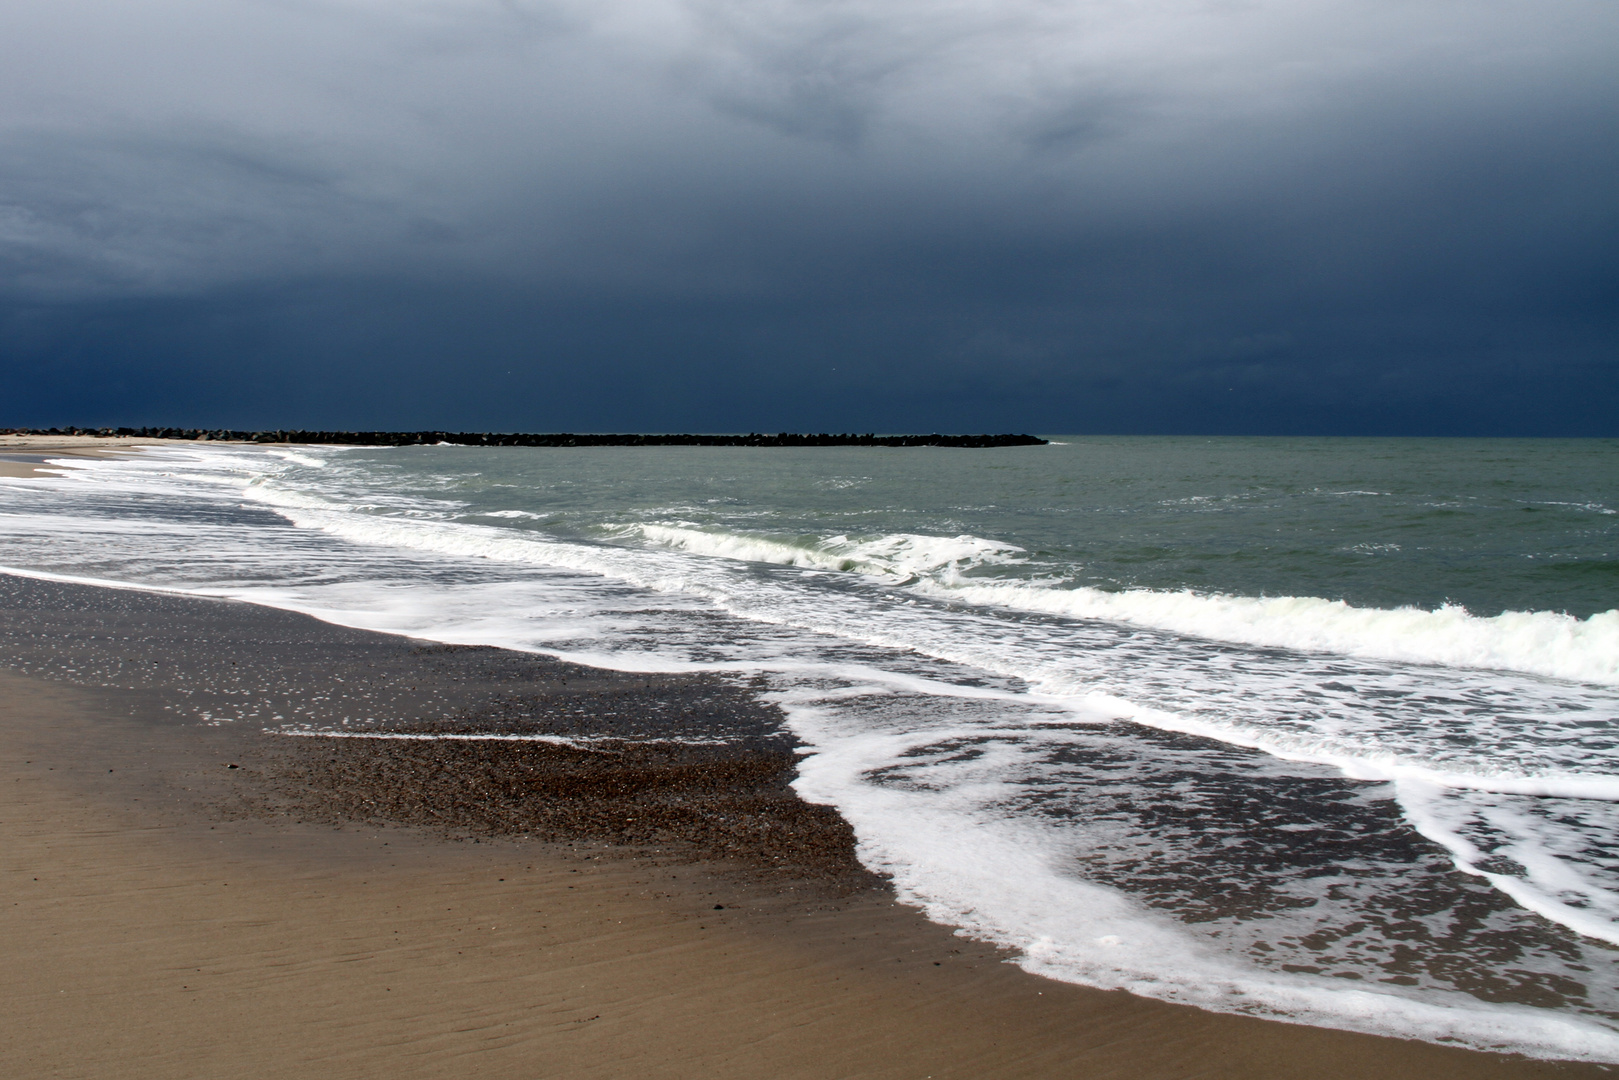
[0,434,176,478]
[0,434,193,450]
[2,669,1608,1079]
[0,434,177,453]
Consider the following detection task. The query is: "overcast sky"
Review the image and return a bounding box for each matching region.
[1,0,1614,433]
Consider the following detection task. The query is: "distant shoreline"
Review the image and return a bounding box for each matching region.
[0,427,1048,449]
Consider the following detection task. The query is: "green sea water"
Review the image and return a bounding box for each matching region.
[335,436,1619,618]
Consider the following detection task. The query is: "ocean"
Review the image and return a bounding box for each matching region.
[1,436,1616,1059]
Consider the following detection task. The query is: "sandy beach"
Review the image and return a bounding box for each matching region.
[0,434,180,478]
[0,571,1608,1078]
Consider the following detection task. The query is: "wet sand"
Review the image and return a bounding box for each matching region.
[0,573,1608,1078]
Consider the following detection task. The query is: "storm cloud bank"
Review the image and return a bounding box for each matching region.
[1,0,1614,432]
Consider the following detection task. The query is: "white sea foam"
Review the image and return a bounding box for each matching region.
[265,450,328,468]
[609,520,1619,687]
[613,521,1026,580]
[278,730,604,747]
[525,512,1619,687]
[274,729,734,747]
[915,579,1619,687]
[783,695,1619,1061]
[1397,778,1619,948]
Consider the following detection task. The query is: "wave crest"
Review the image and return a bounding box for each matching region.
[917,580,1619,686]
[610,522,1026,580]
[610,520,1619,686]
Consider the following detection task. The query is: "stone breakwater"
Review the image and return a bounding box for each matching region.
[3,428,1048,449]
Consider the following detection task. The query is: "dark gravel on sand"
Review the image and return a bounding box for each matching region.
[0,573,873,886]
[266,738,862,878]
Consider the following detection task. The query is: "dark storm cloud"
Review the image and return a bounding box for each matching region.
[0,0,1614,432]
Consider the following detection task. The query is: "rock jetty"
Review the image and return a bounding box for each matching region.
[3,428,1048,449]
